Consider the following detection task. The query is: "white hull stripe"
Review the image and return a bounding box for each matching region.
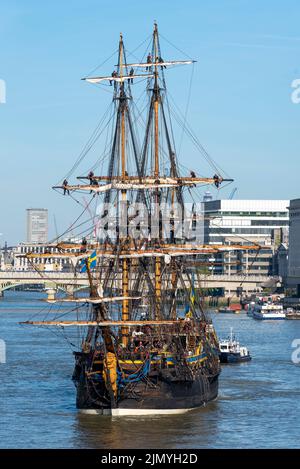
[79,407,197,416]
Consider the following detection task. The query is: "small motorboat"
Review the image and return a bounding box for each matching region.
[219,328,251,363]
[218,305,241,314]
[285,308,300,320]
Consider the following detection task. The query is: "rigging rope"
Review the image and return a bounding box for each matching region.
[85,48,119,77]
[178,63,195,158]
[49,195,95,243]
[56,102,114,185]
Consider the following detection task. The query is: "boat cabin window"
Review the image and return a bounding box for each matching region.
[220,344,228,351]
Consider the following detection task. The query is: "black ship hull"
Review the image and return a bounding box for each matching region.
[73,358,219,415]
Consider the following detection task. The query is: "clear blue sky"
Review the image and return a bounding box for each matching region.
[1,0,300,244]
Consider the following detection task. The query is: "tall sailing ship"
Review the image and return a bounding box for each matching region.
[22,24,257,415]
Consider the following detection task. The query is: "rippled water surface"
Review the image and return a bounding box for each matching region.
[0,291,299,448]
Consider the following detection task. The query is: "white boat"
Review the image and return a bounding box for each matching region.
[219,328,251,363]
[252,302,286,320]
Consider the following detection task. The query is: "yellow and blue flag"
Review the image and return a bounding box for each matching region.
[185,286,195,316]
[190,286,195,305]
[79,250,97,272]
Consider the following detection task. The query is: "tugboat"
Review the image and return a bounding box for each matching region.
[219,328,251,363]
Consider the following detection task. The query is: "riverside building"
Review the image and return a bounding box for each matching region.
[13,241,81,272]
[287,198,300,295]
[202,200,289,277]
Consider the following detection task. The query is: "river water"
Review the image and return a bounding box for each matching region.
[0,291,299,449]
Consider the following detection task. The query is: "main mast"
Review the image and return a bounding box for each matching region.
[119,33,129,345]
[153,23,162,320]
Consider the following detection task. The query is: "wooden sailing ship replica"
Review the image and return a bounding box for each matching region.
[22,24,257,415]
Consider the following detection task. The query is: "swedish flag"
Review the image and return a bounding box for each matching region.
[79,250,97,272]
[185,286,195,316]
[88,250,97,269]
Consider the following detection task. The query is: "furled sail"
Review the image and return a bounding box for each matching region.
[53,176,233,193]
[19,243,260,260]
[119,60,196,68]
[82,74,154,84]
[21,319,185,327]
[46,296,141,304]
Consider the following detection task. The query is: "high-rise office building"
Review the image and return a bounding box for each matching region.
[26,208,48,243]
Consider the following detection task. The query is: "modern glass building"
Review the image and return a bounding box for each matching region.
[202,200,289,276]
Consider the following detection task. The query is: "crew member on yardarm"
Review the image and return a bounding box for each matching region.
[157,56,166,69]
[63,179,69,195]
[110,70,117,86]
[129,67,134,84]
[146,53,152,71]
[213,173,220,188]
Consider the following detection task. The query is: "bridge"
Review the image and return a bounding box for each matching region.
[0,270,279,298]
[0,271,89,298]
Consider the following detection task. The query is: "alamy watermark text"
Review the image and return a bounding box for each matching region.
[0,79,6,104]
